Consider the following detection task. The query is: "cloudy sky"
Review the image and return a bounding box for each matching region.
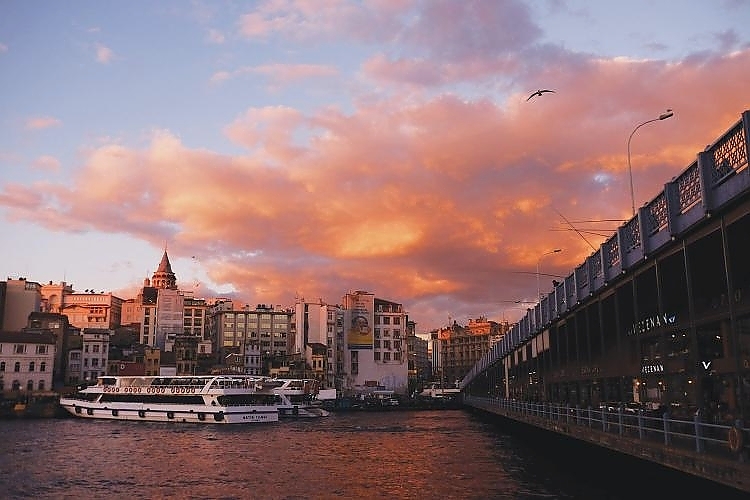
[1,1,749,332]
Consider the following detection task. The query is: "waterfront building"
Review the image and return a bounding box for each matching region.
[407,324,431,394]
[1,278,42,331]
[40,280,124,330]
[26,312,74,386]
[183,297,209,339]
[437,318,496,387]
[341,291,408,395]
[59,291,124,330]
[143,346,161,376]
[243,341,262,375]
[79,328,111,383]
[209,303,293,372]
[173,334,201,375]
[294,300,344,389]
[156,288,184,350]
[65,335,82,385]
[40,281,73,314]
[0,330,56,394]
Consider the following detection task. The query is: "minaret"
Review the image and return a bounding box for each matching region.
[152,248,177,290]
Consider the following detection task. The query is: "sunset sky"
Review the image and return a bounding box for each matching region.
[1,1,749,332]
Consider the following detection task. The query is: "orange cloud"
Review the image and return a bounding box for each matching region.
[2,45,749,330]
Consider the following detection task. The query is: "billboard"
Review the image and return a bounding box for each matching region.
[346,293,374,350]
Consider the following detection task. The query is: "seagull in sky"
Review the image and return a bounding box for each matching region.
[527,89,555,101]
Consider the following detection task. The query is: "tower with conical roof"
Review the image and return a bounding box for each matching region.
[152,248,177,290]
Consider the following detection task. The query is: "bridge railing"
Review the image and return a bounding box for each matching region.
[466,396,748,462]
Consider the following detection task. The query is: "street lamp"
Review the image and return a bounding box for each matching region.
[537,249,562,300]
[627,109,674,216]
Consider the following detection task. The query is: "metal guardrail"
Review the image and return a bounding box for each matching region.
[465,396,748,462]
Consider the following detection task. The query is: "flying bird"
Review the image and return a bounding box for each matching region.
[527,89,556,101]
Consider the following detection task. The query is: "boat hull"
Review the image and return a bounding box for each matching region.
[278,405,330,418]
[59,398,278,424]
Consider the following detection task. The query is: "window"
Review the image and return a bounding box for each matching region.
[393,317,400,325]
[14,362,21,372]
[29,362,35,372]
[14,344,25,354]
[38,380,45,391]
[0,362,4,371]
[382,317,391,325]
[36,345,47,354]
[27,380,34,391]
[93,344,100,353]
[374,351,381,361]
[40,362,46,372]
[383,352,391,361]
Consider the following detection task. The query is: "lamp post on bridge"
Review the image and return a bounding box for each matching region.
[537,249,562,300]
[627,109,674,216]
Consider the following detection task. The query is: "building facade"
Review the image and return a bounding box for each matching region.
[210,304,293,364]
[438,318,496,387]
[341,291,409,395]
[1,278,42,331]
[294,300,344,389]
[80,328,111,383]
[0,330,56,394]
[59,292,123,330]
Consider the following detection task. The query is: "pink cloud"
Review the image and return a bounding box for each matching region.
[25,116,61,130]
[31,155,61,172]
[2,47,749,329]
[95,43,114,63]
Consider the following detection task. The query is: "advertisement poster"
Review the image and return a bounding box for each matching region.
[347,294,374,350]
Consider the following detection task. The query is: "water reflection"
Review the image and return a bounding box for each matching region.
[0,412,745,499]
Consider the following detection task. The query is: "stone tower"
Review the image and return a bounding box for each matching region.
[152,249,177,290]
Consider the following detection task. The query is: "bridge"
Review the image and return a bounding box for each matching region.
[460,110,750,493]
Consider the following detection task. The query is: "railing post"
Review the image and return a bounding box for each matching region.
[637,410,644,439]
[602,408,607,432]
[618,408,624,436]
[576,405,581,425]
[694,414,704,453]
[566,405,570,424]
[587,406,592,428]
[663,412,671,446]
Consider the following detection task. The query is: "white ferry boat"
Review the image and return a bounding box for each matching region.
[419,382,461,399]
[265,378,330,418]
[59,375,282,424]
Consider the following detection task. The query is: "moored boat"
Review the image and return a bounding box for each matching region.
[59,374,281,424]
[264,378,330,418]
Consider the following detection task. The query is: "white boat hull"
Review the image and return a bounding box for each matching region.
[59,398,278,424]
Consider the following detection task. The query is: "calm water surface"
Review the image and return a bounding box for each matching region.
[0,410,740,499]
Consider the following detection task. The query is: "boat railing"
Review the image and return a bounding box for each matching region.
[466,396,748,462]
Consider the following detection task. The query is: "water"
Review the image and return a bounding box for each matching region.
[0,410,744,499]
